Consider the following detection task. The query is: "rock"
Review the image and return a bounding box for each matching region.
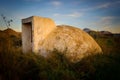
[38,25,102,62]
[83,28,92,33]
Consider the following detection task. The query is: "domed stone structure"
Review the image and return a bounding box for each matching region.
[22,16,102,62]
[38,25,102,62]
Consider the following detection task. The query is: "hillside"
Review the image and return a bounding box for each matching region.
[0,28,21,52]
[4,28,21,36]
[83,28,120,54]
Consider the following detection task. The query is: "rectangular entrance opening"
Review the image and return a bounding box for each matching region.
[22,22,32,52]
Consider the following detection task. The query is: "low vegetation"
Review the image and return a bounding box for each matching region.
[0,28,120,80]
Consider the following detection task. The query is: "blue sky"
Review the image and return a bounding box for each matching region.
[0,0,120,33]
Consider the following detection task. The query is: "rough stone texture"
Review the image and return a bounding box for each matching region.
[22,16,102,62]
[22,16,56,53]
[38,25,102,62]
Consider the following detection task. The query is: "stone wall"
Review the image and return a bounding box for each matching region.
[22,16,56,53]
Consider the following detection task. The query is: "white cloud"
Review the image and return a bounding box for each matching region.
[80,1,120,12]
[97,3,111,9]
[94,16,116,27]
[100,16,115,24]
[51,1,62,6]
[53,13,60,16]
[25,0,42,2]
[66,12,83,17]
[96,1,120,9]
[53,12,83,18]
[91,16,120,32]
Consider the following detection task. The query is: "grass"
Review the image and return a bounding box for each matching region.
[0,48,120,80]
[0,30,120,80]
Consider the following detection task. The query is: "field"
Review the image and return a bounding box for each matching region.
[0,28,120,80]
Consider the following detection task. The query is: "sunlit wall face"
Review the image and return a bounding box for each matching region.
[0,0,120,33]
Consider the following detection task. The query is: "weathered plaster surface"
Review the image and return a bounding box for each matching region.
[38,25,102,62]
[22,18,33,53]
[22,16,102,62]
[22,16,56,53]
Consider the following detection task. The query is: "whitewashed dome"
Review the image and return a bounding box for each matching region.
[38,25,102,62]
